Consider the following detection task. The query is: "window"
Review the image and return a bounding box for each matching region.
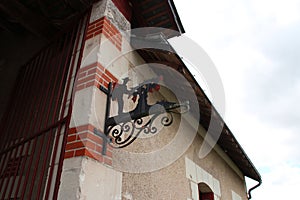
[199,183,214,200]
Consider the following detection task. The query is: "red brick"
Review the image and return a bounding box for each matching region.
[106,29,114,37]
[75,84,85,91]
[87,24,96,30]
[102,81,109,88]
[90,17,104,26]
[104,31,112,39]
[108,25,119,36]
[87,124,96,132]
[76,124,95,134]
[108,36,116,45]
[95,24,105,32]
[75,125,87,132]
[85,81,95,88]
[67,135,77,143]
[85,34,94,41]
[74,148,86,156]
[96,63,105,72]
[87,24,104,35]
[95,145,102,153]
[111,77,119,83]
[95,20,104,27]
[75,149,102,162]
[96,67,104,76]
[101,73,111,83]
[78,131,102,144]
[116,44,122,51]
[80,62,98,72]
[77,71,87,79]
[102,33,122,51]
[94,29,103,36]
[116,33,122,40]
[68,127,77,135]
[114,40,120,46]
[96,76,103,85]
[105,69,117,82]
[87,67,97,75]
[105,149,113,158]
[117,39,122,46]
[104,26,113,35]
[77,132,86,140]
[98,78,104,85]
[77,74,95,85]
[95,74,102,83]
[88,133,103,144]
[102,30,110,39]
[64,151,75,159]
[116,37,122,43]
[94,81,100,88]
[83,140,96,150]
[65,141,84,151]
[112,76,118,83]
[104,157,112,166]
[95,153,103,162]
[104,18,111,27]
[107,144,113,151]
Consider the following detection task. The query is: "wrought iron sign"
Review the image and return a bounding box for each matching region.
[95,77,189,154]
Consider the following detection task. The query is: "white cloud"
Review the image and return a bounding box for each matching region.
[249,0,300,27]
[173,0,300,199]
[254,163,300,199]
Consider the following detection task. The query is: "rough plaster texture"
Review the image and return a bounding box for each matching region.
[185,133,248,200]
[112,115,196,166]
[122,157,189,200]
[119,123,249,200]
[58,157,122,200]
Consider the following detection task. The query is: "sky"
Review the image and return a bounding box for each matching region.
[172,0,300,199]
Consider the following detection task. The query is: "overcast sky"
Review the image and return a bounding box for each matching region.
[172,0,300,199]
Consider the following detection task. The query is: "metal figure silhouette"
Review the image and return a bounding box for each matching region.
[112,76,162,116]
[112,77,130,115]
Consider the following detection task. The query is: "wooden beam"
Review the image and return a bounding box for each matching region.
[141,1,166,15]
[0,0,57,39]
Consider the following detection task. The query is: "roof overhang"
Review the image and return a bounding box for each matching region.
[131,35,261,182]
[131,0,185,38]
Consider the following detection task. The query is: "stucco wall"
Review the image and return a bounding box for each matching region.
[186,132,248,200]
[108,51,249,200]
[122,157,189,200]
[120,123,248,200]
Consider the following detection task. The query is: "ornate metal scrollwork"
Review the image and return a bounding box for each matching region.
[96,78,189,154]
[107,111,175,148]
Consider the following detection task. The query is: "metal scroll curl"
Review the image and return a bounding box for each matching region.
[97,80,189,153]
[107,112,175,149]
